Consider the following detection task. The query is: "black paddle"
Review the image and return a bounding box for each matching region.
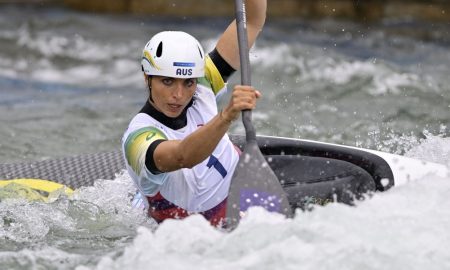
[225,0,293,229]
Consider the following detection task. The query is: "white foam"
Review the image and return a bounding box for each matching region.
[0,246,86,269]
[82,173,450,270]
[72,171,153,227]
[0,198,76,242]
[0,172,150,245]
[405,133,450,166]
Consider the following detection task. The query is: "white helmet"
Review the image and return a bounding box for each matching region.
[141,31,205,78]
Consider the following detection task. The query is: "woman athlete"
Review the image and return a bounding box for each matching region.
[122,0,266,227]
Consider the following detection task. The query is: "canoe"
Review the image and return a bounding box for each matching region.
[1,134,448,208]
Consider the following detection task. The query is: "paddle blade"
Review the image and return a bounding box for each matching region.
[226,140,293,229]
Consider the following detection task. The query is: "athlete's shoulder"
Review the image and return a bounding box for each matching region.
[124,112,155,132]
[129,112,154,127]
[198,55,227,96]
[123,113,164,143]
[122,125,167,174]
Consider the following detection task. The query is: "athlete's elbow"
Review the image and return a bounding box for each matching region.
[175,154,197,169]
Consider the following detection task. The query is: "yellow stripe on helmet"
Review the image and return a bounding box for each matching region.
[143,51,161,70]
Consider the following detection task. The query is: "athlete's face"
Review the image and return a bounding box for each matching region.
[146,75,197,118]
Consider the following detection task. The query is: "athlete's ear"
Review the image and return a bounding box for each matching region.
[145,75,153,89]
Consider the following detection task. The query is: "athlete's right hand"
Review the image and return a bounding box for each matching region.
[221,85,261,123]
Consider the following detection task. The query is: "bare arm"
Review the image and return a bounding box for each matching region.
[215,0,267,69]
[153,86,261,172]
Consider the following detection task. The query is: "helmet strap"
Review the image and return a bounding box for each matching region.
[146,75,154,103]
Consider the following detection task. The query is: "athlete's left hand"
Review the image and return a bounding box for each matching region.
[221,85,261,123]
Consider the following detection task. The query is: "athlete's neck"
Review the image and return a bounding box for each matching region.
[140,99,192,130]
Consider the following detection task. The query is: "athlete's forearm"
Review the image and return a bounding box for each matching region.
[153,113,232,172]
[177,113,233,168]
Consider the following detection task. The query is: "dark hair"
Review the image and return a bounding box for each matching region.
[146,75,154,102]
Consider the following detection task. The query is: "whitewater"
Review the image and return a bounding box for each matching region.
[1,5,450,269]
[2,136,450,270]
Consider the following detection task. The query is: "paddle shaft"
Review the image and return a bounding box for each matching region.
[235,0,256,142]
[226,0,293,228]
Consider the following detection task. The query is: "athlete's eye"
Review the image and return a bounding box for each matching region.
[162,78,173,85]
[185,79,196,88]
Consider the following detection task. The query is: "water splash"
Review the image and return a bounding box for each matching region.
[0,174,153,268]
[405,132,450,166]
[78,173,450,270]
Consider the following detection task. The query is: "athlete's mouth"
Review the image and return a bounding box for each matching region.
[168,103,182,110]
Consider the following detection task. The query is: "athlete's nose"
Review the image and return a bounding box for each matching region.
[172,81,184,99]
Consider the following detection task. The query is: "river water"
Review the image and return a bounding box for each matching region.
[1,5,450,270]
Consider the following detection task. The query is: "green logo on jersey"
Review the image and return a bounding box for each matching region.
[146,132,156,141]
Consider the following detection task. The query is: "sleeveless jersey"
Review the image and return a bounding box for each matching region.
[122,56,239,212]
